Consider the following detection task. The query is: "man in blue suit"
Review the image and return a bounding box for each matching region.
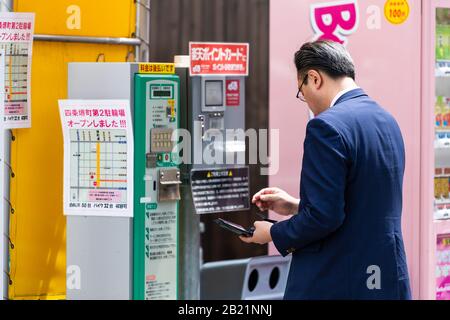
[240,40,411,300]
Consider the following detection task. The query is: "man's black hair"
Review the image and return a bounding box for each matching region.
[294,40,356,81]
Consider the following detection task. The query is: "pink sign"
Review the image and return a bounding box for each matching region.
[189,42,249,76]
[6,102,25,115]
[226,79,240,107]
[88,190,122,203]
[437,234,450,300]
[310,0,359,45]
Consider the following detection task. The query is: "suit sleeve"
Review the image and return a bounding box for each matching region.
[270,118,349,256]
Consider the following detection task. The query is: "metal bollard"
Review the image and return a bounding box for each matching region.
[200,258,250,300]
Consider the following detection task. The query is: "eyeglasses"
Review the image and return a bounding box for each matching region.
[296,74,308,102]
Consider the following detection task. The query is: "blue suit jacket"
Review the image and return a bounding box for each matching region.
[271,88,411,300]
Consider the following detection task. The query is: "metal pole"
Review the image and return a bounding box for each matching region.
[2,129,11,301]
[0,0,12,12]
[145,0,150,62]
[176,59,201,300]
[135,0,140,61]
[33,34,141,46]
[1,0,13,301]
[135,0,151,62]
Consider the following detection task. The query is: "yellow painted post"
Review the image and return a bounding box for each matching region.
[9,0,136,300]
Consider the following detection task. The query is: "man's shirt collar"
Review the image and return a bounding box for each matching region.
[330,86,360,108]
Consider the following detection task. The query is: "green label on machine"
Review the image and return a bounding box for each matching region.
[146,203,158,210]
[134,73,180,300]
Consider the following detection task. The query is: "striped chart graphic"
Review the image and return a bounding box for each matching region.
[1,43,28,115]
[69,129,128,203]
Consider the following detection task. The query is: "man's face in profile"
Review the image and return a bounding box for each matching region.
[297,70,323,116]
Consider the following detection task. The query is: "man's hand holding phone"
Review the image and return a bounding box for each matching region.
[239,220,273,245]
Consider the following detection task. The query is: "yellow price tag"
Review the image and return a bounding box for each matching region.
[384,0,410,25]
[139,63,175,74]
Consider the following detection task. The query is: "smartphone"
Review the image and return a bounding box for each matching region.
[214,218,254,237]
[255,212,278,224]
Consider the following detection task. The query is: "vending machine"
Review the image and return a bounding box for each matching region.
[422,0,450,301]
[268,0,450,299]
[65,62,185,300]
[133,65,181,300]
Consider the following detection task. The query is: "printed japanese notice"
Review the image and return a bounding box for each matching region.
[0,12,34,128]
[189,42,249,76]
[190,166,250,214]
[58,100,134,217]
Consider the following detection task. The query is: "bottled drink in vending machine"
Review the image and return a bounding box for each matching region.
[443,99,450,128]
[436,96,444,129]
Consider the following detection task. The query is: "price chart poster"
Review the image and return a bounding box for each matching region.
[59,100,134,217]
[0,12,34,128]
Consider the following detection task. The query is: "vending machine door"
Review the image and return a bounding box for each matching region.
[421,0,450,300]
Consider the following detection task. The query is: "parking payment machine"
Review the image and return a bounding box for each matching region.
[133,64,181,300]
[189,76,249,213]
[65,42,250,300]
[65,63,182,300]
[188,42,250,214]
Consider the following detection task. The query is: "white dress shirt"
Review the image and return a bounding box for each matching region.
[330,86,360,107]
[309,86,360,119]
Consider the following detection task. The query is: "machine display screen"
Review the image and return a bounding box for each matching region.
[204,80,223,107]
[153,90,171,97]
[150,85,173,99]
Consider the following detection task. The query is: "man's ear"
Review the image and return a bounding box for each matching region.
[308,70,322,89]
[316,74,323,89]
